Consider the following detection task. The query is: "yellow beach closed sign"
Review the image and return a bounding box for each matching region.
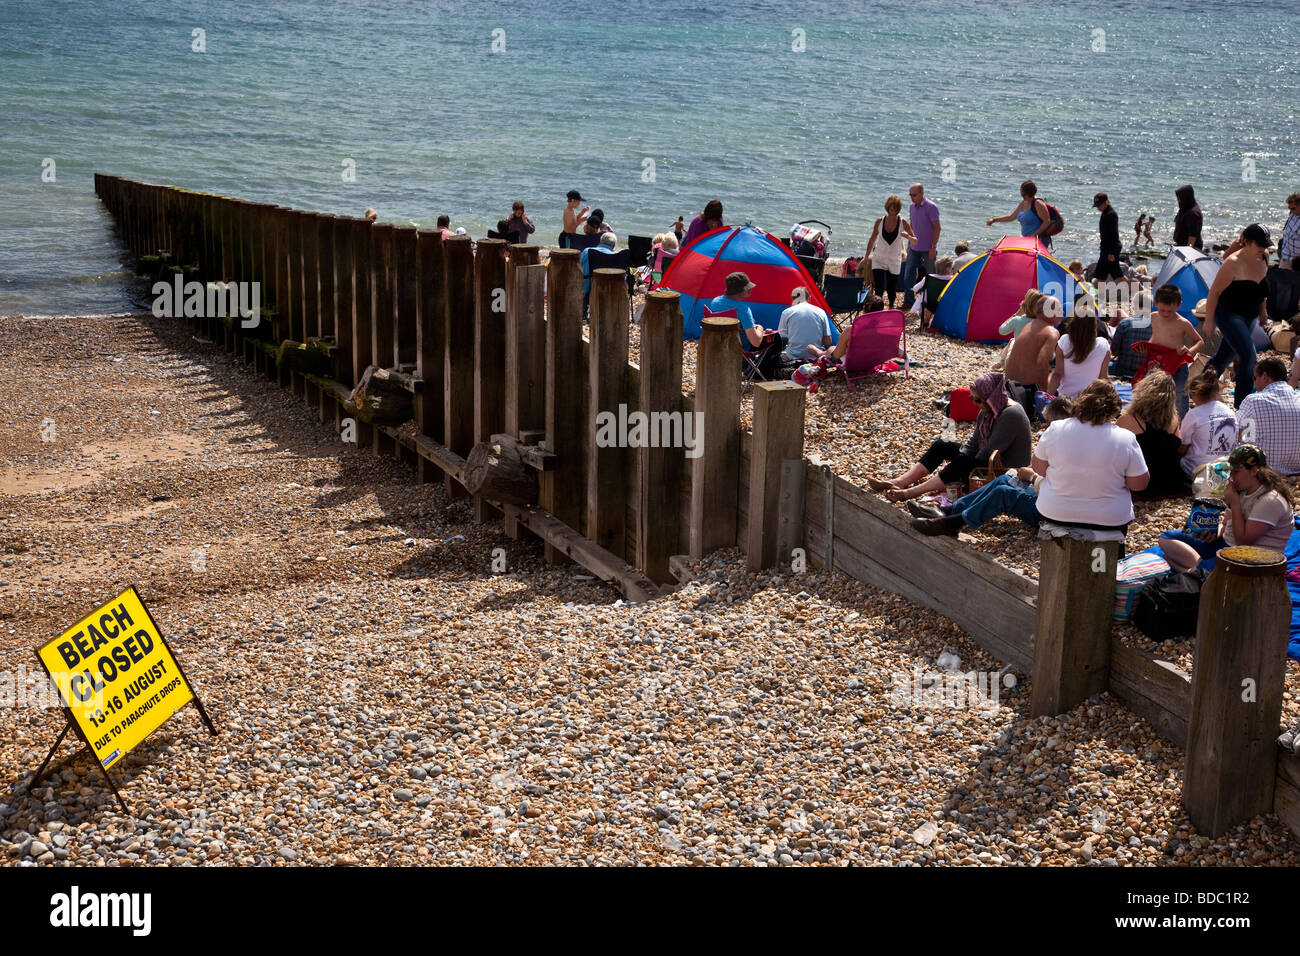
[37,587,194,769]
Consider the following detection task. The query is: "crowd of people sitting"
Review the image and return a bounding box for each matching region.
[847,219,1300,570]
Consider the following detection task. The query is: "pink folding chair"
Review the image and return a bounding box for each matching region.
[837,309,909,388]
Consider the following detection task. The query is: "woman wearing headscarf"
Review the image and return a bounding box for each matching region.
[868,371,1032,502]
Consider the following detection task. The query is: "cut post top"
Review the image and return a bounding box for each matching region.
[1217,545,1286,576]
[701,316,739,332]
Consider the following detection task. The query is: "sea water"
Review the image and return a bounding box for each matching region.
[1,0,1297,315]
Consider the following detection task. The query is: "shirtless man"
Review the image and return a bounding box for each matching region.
[1002,291,1061,423]
[1142,216,1156,248]
[1132,283,1203,415]
[561,190,590,248]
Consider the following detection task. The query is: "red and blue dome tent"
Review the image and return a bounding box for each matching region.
[931,236,1089,343]
[662,225,838,341]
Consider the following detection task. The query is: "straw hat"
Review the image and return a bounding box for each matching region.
[1193,298,1208,320]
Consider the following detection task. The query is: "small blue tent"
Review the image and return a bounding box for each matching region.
[1150,246,1219,323]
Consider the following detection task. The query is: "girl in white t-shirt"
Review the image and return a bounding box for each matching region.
[1178,370,1238,476]
[1048,313,1112,399]
[1158,443,1296,572]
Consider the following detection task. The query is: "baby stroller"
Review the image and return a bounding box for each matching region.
[789,220,832,259]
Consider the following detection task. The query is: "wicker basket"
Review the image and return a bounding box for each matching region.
[967,450,1003,492]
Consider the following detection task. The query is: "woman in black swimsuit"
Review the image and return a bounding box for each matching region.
[1117,370,1187,497]
[1204,224,1273,407]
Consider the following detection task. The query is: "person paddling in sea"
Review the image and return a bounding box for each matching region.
[560,189,590,249]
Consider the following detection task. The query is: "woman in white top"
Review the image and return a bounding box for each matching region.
[862,194,915,308]
[1048,312,1111,399]
[1032,380,1149,528]
[1178,369,1238,476]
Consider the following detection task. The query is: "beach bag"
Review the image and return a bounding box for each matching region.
[1192,458,1231,498]
[1131,568,1209,639]
[1186,497,1226,536]
[1040,200,1064,237]
[948,386,981,422]
[1114,551,1173,622]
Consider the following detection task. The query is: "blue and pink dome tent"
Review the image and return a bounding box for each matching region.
[662,225,837,341]
[931,236,1087,342]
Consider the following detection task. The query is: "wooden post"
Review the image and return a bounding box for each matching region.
[1184,546,1293,837]
[393,226,419,371]
[272,205,294,344]
[504,245,543,438]
[746,382,805,572]
[350,219,375,450]
[284,209,304,392]
[506,262,547,538]
[586,268,629,559]
[371,223,396,456]
[636,290,685,584]
[256,205,275,326]
[316,213,337,424]
[689,316,741,559]
[1030,537,1119,717]
[300,211,321,407]
[542,249,585,563]
[443,235,476,498]
[333,216,355,388]
[473,238,507,518]
[416,229,447,483]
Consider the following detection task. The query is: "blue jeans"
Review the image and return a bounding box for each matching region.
[1207,305,1257,408]
[902,249,933,310]
[951,474,1041,529]
[1172,362,1189,418]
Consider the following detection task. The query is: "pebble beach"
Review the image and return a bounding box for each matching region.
[3,311,1299,866]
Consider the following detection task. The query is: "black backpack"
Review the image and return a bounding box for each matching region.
[1038,199,1064,237]
[1130,568,1209,640]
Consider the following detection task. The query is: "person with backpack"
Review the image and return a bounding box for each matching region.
[1155,443,1295,572]
[986,179,1061,249]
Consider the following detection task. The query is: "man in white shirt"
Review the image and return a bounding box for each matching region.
[1237,356,1300,475]
[777,287,831,363]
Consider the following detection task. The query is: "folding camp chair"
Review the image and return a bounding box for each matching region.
[652,252,677,289]
[582,248,631,317]
[702,306,782,386]
[569,233,602,251]
[836,309,908,388]
[742,330,786,384]
[796,254,826,289]
[821,274,866,329]
[627,235,653,269]
[487,229,512,241]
